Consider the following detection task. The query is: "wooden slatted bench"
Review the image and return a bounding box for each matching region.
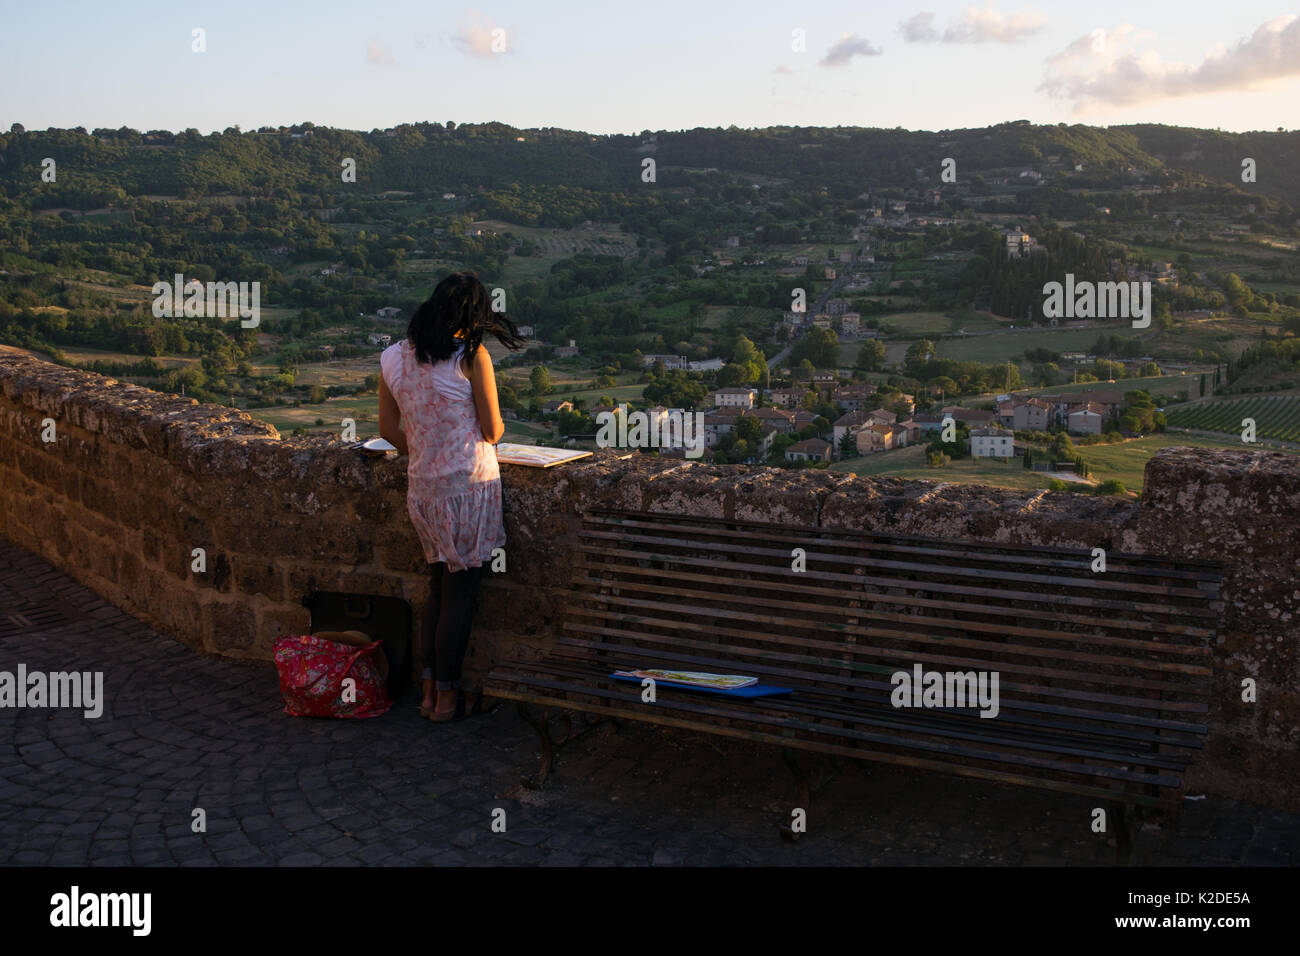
[485,508,1223,861]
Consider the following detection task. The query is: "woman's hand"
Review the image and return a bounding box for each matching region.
[377,373,410,455]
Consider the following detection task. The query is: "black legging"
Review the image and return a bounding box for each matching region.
[419,562,484,691]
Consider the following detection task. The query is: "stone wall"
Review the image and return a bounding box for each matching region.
[1,348,1296,805]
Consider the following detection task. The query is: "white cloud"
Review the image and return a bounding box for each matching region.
[820,33,883,67]
[899,6,1045,44]
[898,13,939,43]
[366,41,396,66]
[1041,15,1300,110]
[453,11,509,58]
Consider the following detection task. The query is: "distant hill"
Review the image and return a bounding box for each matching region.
[0,120,1295,209]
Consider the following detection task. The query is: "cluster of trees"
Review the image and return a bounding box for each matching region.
[1224,334,1300,388]
[716,335,768,388]
[1022,431,1091,476]
[903,338,1023,393]
[1118,390,1166,434]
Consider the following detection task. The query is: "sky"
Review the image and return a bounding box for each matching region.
[2,0,1298,135]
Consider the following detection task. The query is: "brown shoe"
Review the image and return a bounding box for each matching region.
[428,689,459,723]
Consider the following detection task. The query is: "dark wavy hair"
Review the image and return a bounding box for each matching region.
[406,271,526,365]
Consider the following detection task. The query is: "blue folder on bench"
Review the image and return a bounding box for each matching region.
[610,673,793,698]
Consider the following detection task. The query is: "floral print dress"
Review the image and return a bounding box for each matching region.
[380,339,504,572]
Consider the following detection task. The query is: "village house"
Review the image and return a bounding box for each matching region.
[997,399,1016,427]
[542,400,574,416]
[941,406,997,428]
[766,387,805,409]
[785,438,831,463]
[713,386,756,409]
[894,419,920,446]
[749,407,797,434]
[703,408,743,447]
[832,410,873,451]
[376,306,401,319]
[999,396,1051,430]
[516,325,534,338]
[970,426,1016,458]
[1003,231,1039,258]
[555,340,580,358]
[1014,397,1052,430]
[824,267,837,280]
[1067,403,1106,435]
[913,413,946,433]
[832,409,896,453]
[890,393,916,415]
[840,313,861,335]
[832,384,872,412]
[688,357,725,372]
[792,410,820,433]
[366,333,391,347]
[825,298,851,316]
[1054,390,1123,422]
[642,353,687,369]
[855,423,895,454]
[811,313,832,330]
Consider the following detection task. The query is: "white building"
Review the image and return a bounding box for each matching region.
[713,387,756,409]
[970,427,1016,458]
[688,357,725,372]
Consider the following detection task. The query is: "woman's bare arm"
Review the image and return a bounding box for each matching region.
[377,373,410,455]
[468,348,505,444]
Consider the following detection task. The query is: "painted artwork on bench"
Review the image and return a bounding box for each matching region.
[610,669,793,698]
[613,669,758,689]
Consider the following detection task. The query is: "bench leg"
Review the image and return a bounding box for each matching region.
[516,703,619,790]
[517,702,555,789]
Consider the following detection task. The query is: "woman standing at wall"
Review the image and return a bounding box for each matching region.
[378,272,525,721]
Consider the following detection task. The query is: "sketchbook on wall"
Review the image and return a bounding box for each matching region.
[495,443,593,468]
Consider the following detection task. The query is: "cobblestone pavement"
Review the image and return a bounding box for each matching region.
[1,538,1295,867]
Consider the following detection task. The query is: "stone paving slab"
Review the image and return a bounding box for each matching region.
[0,537,1295,866]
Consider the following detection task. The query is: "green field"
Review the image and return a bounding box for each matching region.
[832,445,1056,490]
[1165,395,1300,442]
[1033,374,1196,402]
[1071,434,1290,488]
[249,395,380,437]
[832,433,1287,492]
[934,328,1103,364]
